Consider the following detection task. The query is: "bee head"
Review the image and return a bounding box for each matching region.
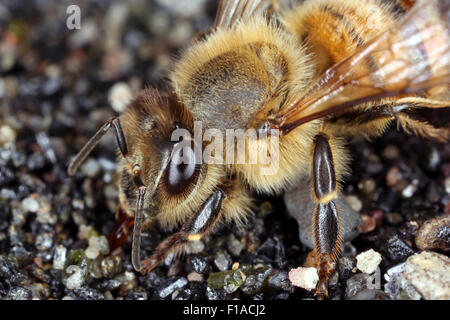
[117,89,224,228]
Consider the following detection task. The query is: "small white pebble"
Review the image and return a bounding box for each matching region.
[167,20,193,46]
[53,245,67,270]
[186,240,205,254]
[64,265,85,290]
[21,197,39,213]
[0,189,15,199]
[104,184,119,200]
[35,232,53,251]
[77,224,93,240]
[108,82,132,113]
[155,0,207,18]
[36,198,55,224]
[85,246,100,260]
[356,249,382,274]
[402,184,416,198]
[88,235,110,257]
[445,177,450,194]
[345,195,362,212]
[80,158,101,178]
[149,12,170,36]
[98,157,116,172]
[0,125,16,145]
[115,271,137,291]
[97,236,110,255]
[288,267,319,291]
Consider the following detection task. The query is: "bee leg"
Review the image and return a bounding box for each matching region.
[311,133,342,299]
[139,188,225,274]
[391,97,450,141]
[107,205,134,251]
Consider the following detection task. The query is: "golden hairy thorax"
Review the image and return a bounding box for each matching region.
[170,18,315,131]
[178,47,279,131]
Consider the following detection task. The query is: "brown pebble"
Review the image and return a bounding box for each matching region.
[187,272,204,282]
[369,209,384,227]
[33,256,44,269]
[415,215,450,252]
[360,179,376,195]
[382,145,400,160]
[385,212,403,225]
[445,203,450,216]
[361,214,376,233]
[442,163,450,177]
[386,166,402,188]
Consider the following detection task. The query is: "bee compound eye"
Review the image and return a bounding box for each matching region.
[165,142,199,194]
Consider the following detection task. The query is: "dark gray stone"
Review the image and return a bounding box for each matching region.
[386,235,415,262]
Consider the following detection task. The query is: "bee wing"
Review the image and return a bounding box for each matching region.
[270,0,450,135]
[214,0,272,29]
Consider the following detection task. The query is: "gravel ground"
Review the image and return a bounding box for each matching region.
[0,0,449,300]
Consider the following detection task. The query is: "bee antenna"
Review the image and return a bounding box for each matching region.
[68,117,128,176]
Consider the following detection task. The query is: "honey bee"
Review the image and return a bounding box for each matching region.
[67,0,449,299]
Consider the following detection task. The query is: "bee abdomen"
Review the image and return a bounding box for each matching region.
[283,0,397,74]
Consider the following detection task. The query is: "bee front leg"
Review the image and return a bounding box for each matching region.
[311,133,342,299]
[139,189,225,274]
